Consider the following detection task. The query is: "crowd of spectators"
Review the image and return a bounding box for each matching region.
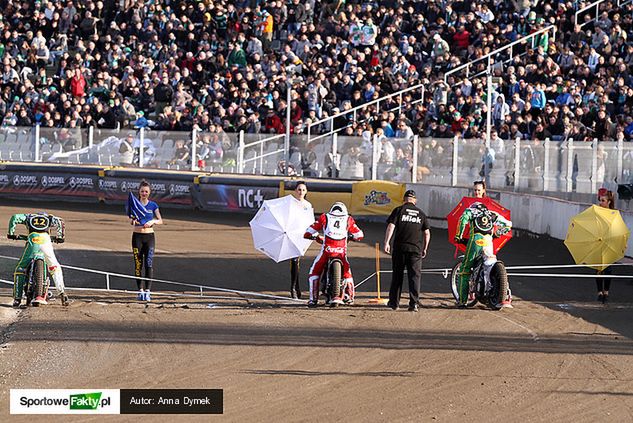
[1,0,633,166]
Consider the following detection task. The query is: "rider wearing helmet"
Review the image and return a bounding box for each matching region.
[454,199,512,307]
[303,202,364,307]
[8,212,68,307]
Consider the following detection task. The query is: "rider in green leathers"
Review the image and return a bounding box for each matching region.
[454,182,512,307]
[8,212,68,307]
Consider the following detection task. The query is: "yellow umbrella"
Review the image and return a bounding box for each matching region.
[564,205,630,271]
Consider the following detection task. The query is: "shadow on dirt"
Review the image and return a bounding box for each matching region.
[7,319,633,356]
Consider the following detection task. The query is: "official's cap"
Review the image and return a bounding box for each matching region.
[404,189,416,199]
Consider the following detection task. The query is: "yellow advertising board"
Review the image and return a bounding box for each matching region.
[351,181,405,216]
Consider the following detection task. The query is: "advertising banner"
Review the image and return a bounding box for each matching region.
[350,180,405,216]
[98,169,194,206]
[98,177,193,206]
[193,184,279,212]
[0,166,99,200]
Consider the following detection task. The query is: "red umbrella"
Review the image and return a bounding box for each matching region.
[447,196,512,254]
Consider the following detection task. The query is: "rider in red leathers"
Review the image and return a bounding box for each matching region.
[304,202,364,307]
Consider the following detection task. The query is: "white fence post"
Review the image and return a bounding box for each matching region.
[412,135,418,183]
[371,134,378,180]
[191,128,198,172]
[566,139,574,192]
[34,124,41,162]
[514,137,520,191]
[617,138,624,186]
[237,131,245,173]
[591,138,598,193]
[88,126,94,148]
[259,137,264,174]
[451,136,458,187]
[139,127,145,168]
[543,138,550,192]
[332,133,339,179]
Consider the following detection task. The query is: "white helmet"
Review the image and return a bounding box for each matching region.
[329,202,348,216]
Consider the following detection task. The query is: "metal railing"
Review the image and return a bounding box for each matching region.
[3,124,633,204]
[444,25,557,84]
[575,0,605,28]
[306,84,425,145]
[575,0,632,28]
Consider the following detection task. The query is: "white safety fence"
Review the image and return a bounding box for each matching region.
[354,263,633,290]
[0,254,302,303]
[1,253,630,304]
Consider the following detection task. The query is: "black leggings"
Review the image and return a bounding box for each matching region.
[132,232,155,290]
[290,257,301,296]
[596,266,612,293]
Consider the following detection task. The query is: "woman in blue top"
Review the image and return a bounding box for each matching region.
[130,180,163,301]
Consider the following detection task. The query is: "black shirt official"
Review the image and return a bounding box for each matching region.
[384,190,431,312]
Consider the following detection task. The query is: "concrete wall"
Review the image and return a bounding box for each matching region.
[408,184,633,257]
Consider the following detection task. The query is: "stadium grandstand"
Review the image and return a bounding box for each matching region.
[0,0,632,198]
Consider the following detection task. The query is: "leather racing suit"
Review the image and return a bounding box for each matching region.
[454,203,512,305]
[8,213,67,306]
[304,208,364,305]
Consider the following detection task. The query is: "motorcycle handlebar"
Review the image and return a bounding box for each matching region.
[7,234,64,243]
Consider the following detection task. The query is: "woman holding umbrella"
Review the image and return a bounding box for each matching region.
[289,181,312,299]
[597,188,615,303]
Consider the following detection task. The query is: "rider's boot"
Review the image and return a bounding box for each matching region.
[32,295,48,306]
[60,293,70,306]
[12,298,21,308]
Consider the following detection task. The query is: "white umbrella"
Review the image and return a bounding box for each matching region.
[249,195,314,262]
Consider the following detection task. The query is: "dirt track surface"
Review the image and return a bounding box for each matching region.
[0,200,633,422]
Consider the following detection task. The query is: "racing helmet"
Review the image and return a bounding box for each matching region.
[329,202,348,217]
[27,212,51,232]
[470,202,488,214]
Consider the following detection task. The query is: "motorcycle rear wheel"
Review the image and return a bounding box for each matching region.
[489,261,509,309]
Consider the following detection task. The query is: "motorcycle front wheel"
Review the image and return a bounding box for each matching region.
[450,260,477,307]
[327,260,342,306]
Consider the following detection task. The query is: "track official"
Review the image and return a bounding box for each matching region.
[384,190,431,312]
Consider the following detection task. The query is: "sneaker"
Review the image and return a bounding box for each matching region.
[12,298,21,308]
[60,294,70,307]
[307,300,318,308]
[32,296,48,306]
[387,301,399,311]
[408,304,419,312]
[145,291,151,302]
[137,291,144,301]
